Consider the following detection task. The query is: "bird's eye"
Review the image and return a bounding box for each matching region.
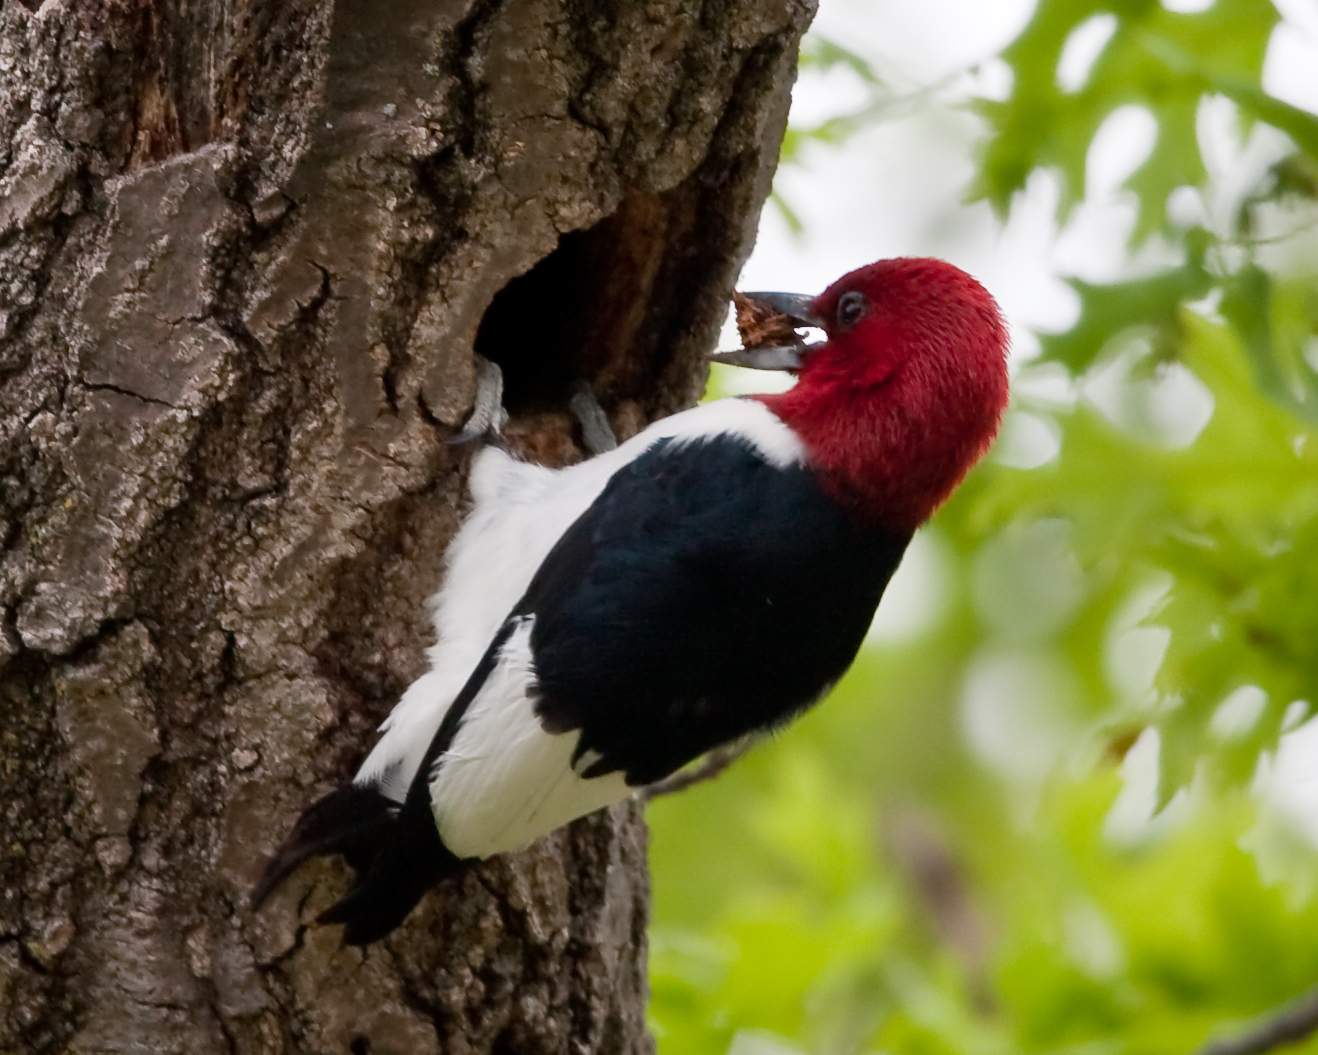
[836,291,867,329]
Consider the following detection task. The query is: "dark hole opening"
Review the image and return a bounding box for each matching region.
[473,234,586,413]
[490,1027,521,1055]
[473,195,671,416]
[349,1037,371,1055]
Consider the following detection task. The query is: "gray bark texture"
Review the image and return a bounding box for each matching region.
[0,0,814,1051]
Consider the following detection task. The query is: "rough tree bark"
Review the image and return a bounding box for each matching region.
[0,0,814,1051]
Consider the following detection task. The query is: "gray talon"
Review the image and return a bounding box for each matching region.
[448,355,508,445]
[569,381,617,455]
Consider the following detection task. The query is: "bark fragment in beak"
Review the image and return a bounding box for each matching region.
[708,291,824,371]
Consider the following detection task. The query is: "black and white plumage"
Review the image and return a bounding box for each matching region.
[254,401,906,943]
[253,259,1012,944]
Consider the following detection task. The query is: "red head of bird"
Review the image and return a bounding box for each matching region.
[757,257,1010,534]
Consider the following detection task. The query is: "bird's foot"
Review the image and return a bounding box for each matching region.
[450,357,616,456]
[568,380,617,456]
[641,738,756,800]
[448,355,509,446]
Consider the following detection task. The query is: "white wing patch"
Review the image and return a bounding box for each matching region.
[426,617,632,859]
[353,397,804,806]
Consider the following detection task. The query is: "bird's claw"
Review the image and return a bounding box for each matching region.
[569,381,618,456]
[450,357,616,456]
[448,355,509,446]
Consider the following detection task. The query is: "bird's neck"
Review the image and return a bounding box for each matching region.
[755,370,1002,534]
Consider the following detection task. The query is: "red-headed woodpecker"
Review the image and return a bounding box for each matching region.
[252,257,1010,944]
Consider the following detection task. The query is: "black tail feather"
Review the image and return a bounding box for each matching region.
[315,792,465,945]
[252,631,506,939]
[250,783,398,909]
[301,629,507,942]
[251,779,466,945]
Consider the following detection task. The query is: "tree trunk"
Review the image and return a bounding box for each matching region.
[0,0,812,1051]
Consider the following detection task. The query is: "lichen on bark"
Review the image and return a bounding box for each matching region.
[0,0,814,1051]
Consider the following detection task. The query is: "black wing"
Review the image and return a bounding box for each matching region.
[518,433,910,785]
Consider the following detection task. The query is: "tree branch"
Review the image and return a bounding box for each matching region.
[1194,984,1318,1055]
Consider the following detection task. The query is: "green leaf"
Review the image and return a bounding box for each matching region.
[1221,264,1318,423]
[1042,239,1212,371]
[976,0,1280,236]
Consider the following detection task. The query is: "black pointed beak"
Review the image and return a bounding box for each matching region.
[709,292,826,371]
[742,292,826,329]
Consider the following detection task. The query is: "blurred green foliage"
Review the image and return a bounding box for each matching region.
[648,0,1318,1052]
